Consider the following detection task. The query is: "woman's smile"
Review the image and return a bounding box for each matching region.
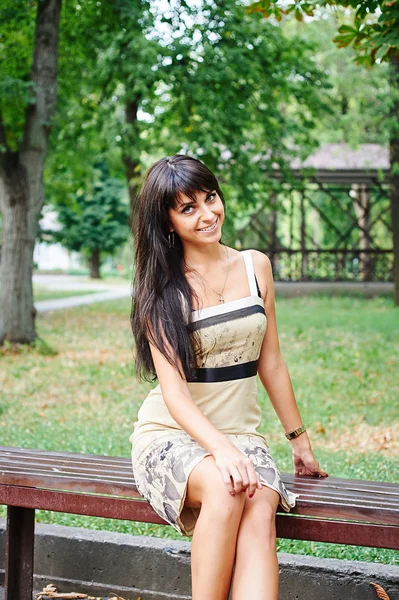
[196,216,219,233]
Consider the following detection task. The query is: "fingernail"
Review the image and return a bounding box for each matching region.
[249,493,254,498]
[230,492,235,496]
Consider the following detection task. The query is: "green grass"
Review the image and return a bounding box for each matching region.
[0,295,398,565]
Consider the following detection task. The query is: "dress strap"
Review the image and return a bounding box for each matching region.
[241,250,258,297]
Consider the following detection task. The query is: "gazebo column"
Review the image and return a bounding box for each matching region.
[300,191,308,279]
[352,183,372,282]
[270,193,278,275]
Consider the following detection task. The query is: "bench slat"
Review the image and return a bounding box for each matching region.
[1,448,398,496]
[0,445,127,464]
[1,465,136,486]
[1,470,137,497]
[1,484,398,550]
[1,475,398,526]
[1,446,398,527]
[282,473,399,495]
[0,450,130,470]
[1,467,398,517]
[276,516,399,550]
[0,447,399,490]
[2,461,399,496]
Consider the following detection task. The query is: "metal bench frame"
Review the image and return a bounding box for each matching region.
[1,445,398,600]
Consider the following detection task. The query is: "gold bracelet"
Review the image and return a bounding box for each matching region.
[285,424,306,441]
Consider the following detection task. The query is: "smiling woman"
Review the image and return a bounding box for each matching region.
[172,190,222,238]
[129,154,326,600]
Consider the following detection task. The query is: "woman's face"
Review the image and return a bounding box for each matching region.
[168,189,225,245]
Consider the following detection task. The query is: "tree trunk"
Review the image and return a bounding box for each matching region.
[390,54,399,306]
[122,98,142,229]
[90,248,101,279]
[0,159,37,343]
[0,0,62,344]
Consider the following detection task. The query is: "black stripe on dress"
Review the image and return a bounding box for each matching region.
[189,303,265,332]
[187,359,258,383]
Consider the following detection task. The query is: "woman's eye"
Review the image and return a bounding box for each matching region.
[181,193,216,214]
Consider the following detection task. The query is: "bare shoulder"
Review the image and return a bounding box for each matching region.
[248,249,272,274]
[247,249,273,301]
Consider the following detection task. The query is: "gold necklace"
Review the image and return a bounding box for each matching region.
[188,246,230,304]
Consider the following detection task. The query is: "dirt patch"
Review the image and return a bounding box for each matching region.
[316,422,399,456]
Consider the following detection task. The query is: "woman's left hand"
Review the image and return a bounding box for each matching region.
[291,434,328,478]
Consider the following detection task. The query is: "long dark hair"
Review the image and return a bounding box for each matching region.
[131,154,226,383]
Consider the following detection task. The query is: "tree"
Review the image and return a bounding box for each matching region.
[0,0,334,344]
[0,0,62,344]
[47,0,332,240]
[280,10,390,145]
[246,0,399,302]
[52,163,129,278]
[132,1,331,228]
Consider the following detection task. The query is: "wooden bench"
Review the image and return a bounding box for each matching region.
[1,445,398,600]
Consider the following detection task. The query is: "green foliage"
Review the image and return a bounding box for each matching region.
[139,1,331,219]
[280,10,391,144]
[44,0,332,228]
[51,162,129,260]
[333,0,399,65]
[0,0,37,151]
[247,0,399,64]
[2,0,335,246]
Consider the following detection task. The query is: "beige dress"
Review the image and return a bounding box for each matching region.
[129,250,299,536]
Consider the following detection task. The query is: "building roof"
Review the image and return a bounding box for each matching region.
[291,143,390,184]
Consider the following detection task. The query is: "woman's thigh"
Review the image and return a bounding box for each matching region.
[185,455,218,508]
[185,454,247,511]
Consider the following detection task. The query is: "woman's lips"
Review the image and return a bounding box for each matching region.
[197,217,219,232]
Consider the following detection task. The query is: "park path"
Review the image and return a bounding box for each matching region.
[35,288,131,313]
[33,274,130,313]
[33,274,393,314]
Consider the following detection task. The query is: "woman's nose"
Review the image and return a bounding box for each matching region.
[199,204,214,220]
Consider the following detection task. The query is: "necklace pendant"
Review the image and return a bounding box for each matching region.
[219,295,224,304]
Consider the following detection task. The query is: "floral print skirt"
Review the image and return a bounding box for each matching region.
[130,429,299,537]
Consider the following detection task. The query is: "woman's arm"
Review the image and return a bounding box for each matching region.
[251,250,328,478]
[146,324,263,496]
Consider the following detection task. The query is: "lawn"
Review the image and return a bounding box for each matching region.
[1,295,398,565]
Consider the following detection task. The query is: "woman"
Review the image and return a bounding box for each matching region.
[129,154,328,600]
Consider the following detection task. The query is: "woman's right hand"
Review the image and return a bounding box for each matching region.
[212,446,263,498]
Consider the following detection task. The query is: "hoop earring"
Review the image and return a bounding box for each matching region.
[168,231,175,248]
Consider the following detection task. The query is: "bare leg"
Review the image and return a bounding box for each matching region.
[231,485,280,600]
[185,456,246,600]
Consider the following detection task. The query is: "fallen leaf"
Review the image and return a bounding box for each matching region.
[370,582,390,600]
[41,595,88,599]
[35,588,88,600]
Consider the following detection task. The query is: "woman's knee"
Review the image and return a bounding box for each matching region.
[239,486,279,542]
[185,455,246,519]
